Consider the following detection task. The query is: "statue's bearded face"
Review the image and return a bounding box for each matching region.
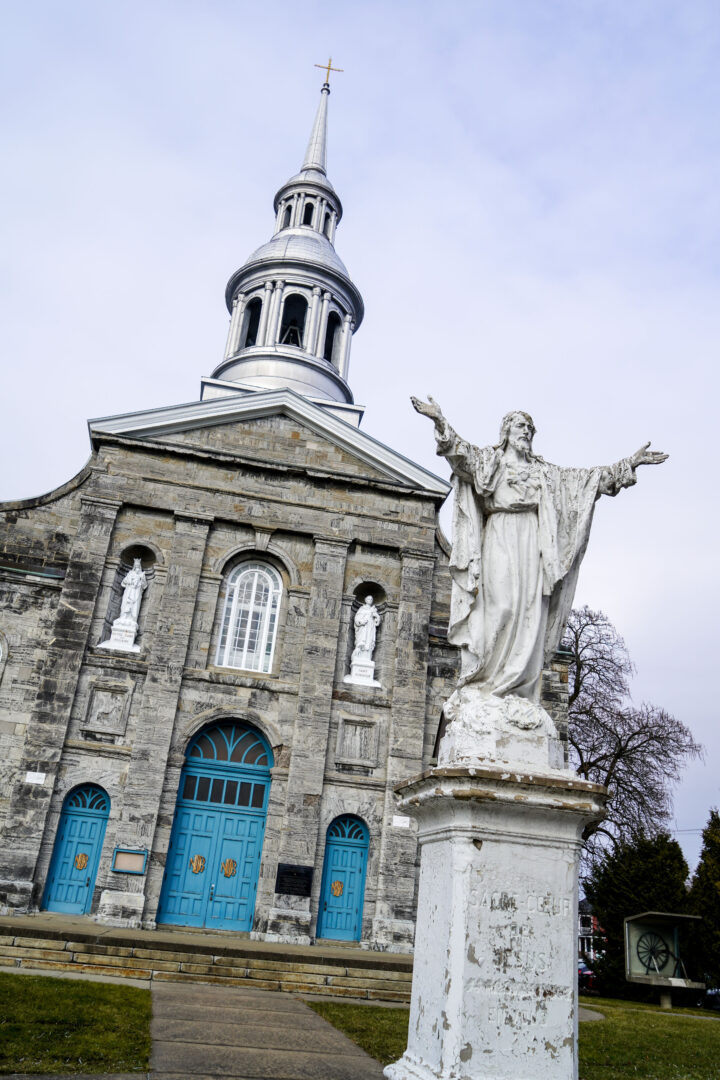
[507,415,534,454]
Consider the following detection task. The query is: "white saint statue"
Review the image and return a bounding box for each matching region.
[412,397,668,764]
[119,559,147,623]
[345,596,382,687]
[352,596,381,662]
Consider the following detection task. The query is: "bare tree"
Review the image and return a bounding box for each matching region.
[564,607,703,865]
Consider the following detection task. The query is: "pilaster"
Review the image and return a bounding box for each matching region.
[268,279,285,346]
[265,536,349,941]
[338,314,353,378]
[306,286,322,353]
[373,551,435,947]
[96,511,212,928]
[316,291,331,357]
[256,281,274,346]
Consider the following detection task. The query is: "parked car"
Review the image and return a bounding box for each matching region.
[578,961,595,992]
[703,987,720,1011]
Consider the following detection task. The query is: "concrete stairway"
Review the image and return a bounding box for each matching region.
[0,914,413,1002]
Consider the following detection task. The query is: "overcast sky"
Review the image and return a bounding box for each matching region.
[2,1,718,871]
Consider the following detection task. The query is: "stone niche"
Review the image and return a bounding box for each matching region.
[343,580,387,689]
[98,544,157,652]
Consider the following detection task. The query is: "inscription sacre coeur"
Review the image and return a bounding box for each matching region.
[477,891,572,917]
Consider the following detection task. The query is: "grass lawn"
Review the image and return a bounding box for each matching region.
[0,971,152,1075]
[309,996,720,1078]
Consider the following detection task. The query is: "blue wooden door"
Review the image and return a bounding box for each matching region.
[157,722,272,932]
[43,786,110,914]
[317,816,369,941]
[159,809,218,926]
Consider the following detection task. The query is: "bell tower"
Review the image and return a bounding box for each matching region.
[209,76,364,409]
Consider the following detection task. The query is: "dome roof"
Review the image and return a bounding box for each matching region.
[242,228,349,279]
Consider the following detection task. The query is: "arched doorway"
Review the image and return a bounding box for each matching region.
[42,784,110,914]
[157,721,273,931]
[316,815,369,941]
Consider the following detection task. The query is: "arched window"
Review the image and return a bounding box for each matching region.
[323,311,343,365]
[327,815,369,842]
[279,294,308,347]
[240,297,262,349]
[282,204,292,229]
[64,785,111,813]
[216,562,282,673]
[302,201,315,226]
[323,212,332,238]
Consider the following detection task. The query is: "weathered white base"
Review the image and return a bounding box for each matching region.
[98,616,140,652]
[344,659,381,687]
[439,685,565,774]
[385,766,606,1080]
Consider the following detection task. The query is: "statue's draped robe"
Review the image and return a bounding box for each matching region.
[436,424,636,700]
[352,604,380,661]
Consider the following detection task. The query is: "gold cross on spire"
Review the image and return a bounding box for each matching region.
[314,57,343,84]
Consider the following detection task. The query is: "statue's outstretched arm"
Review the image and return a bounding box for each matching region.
[411,395,476,482]
[598,441,668,496]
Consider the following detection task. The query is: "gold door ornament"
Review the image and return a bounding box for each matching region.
[221,858,237,878]
[330,880,344,897]
[74,852,88,871]
[189,854,206,874]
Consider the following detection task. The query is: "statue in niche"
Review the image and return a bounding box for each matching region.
[99,558,148,653]
[344,596,382,688]
[119,559,148,622]
[412,396,668,765]
[352,596,381,662]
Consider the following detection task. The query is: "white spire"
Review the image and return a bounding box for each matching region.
[301,84,329,175]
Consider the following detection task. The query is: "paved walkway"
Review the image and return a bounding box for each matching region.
[150,981,385,1080]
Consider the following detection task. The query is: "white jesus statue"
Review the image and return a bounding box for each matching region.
[412,397,668,764]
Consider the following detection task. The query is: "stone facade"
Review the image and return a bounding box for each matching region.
[0,412,569,947]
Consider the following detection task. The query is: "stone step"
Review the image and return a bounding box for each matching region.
[0,921,413,1002]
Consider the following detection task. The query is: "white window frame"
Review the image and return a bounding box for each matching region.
[215,562,282,673]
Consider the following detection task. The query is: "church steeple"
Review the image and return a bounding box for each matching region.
[301,82,329,174]
[211,79,364,407]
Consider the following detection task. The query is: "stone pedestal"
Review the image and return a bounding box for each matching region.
[385,766,606,1080]
[343,658,381,687]
[98,615,140,652]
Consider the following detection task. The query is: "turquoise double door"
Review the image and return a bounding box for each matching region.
[157,721,273,932]
[157,801,267,930]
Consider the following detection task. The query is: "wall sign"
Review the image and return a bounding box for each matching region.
[111,848,148,875]
[275,863,313,897]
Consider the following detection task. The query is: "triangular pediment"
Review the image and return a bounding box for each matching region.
[88,388,450,496]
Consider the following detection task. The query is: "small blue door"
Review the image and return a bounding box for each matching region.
[157,722,272,932]
[43,785,110,914]
[317,815,369,942]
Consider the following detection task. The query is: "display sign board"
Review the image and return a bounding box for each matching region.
[111,848,148,875]
[275,863,313,897]
[624,911,703,989]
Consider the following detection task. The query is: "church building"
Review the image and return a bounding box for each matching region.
[0,82,568,949]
